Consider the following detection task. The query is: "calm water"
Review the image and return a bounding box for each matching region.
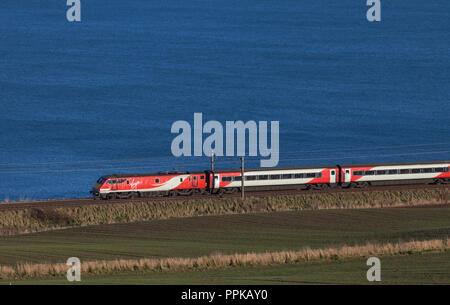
[0,0,449,200]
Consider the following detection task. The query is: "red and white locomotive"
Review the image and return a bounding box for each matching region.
[91,161,450,199]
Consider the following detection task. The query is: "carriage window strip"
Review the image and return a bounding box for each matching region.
[223,171,325,181]
[352,166,449,176]
[434,167,448,173]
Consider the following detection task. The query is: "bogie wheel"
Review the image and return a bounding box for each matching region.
[107,193,117,200]
[228,188,238,194]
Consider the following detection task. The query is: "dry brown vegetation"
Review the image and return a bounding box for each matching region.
[0,238,448,280]
[0,188,448,236]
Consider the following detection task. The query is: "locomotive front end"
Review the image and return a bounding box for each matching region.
[91,176,107,199]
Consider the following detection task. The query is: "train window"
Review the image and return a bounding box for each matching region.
[294,173,304,179]
[330,170,335,175]
[388,170,398,175]
[353,171,363,176]
[400,169,410,174]
[434,168,446,172]
[411,169,420,174]
[364,171,375,175]
[376,170,386,175]
[127,180,129,184]
[316,173,322,178]
[180,178,183,182]
[422,168,433,173]
[155,178,160,183]
[282,174,292,179]
[222,177,232,182]
[246,176,257,181]
[270,175,281,180]
[258,175,269,180]
[97,177,106,184]
[234,176,242,181]
[200,176,205,179]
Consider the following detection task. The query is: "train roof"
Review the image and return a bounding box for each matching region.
[212,161,450,173]
[102,171,205,179]
[339,160,450,167]
[213,164,339,173]
[99,160,450,179]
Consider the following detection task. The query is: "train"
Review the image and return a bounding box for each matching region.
[91,160,450,200]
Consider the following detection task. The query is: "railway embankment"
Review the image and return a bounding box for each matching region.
[0,187,448,236]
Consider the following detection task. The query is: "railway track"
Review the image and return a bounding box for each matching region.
[0,183,447,211]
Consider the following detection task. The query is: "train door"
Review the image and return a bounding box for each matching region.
[192,176,198,187]
[213,174,220,191]
[205,172,218,192]
[111,180,118,191]
[330,169,336,184]
[344,169,351,183]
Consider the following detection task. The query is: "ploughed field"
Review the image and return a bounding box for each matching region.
[1,207,450,266]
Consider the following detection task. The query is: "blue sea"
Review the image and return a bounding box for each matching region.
[0,0,449,201]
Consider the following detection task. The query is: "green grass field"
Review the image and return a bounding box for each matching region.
[5,251,450,285]
[0,206,449,266]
